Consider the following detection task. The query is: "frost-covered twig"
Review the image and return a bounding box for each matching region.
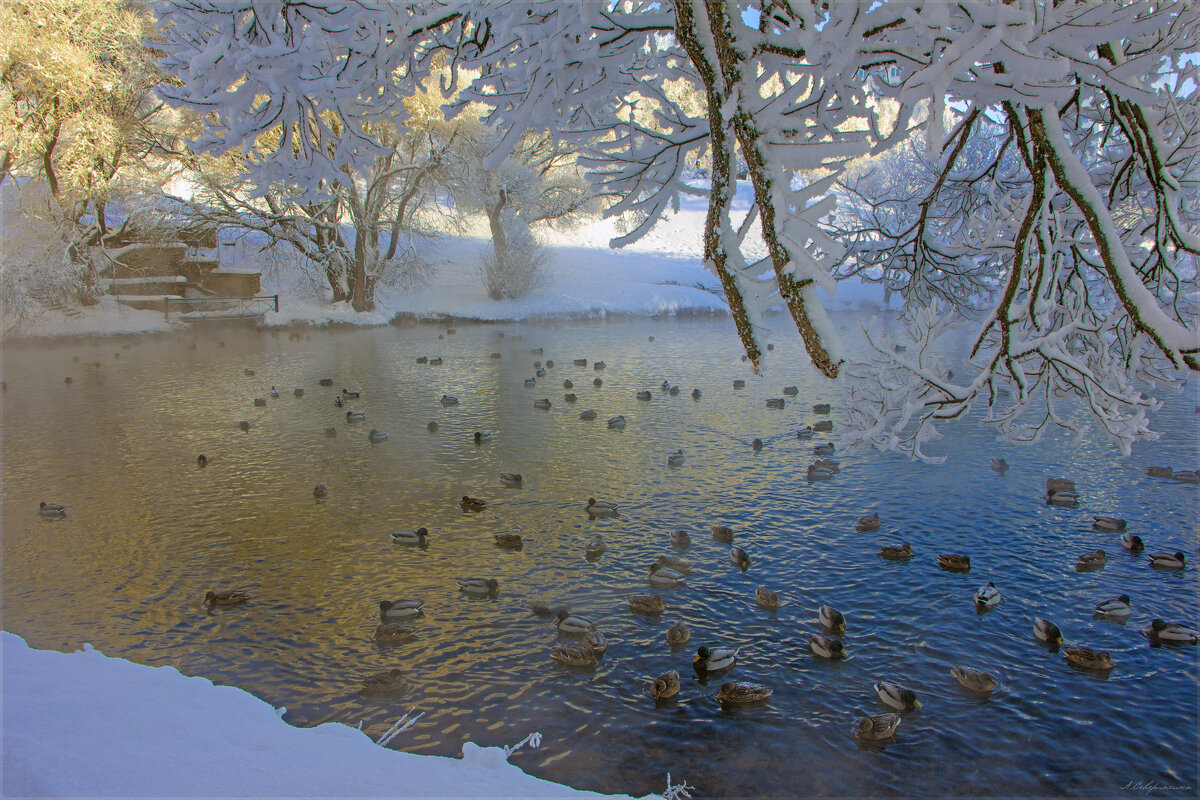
[503,731,542,757]
[662,772,695,800]
[376,710,425,747]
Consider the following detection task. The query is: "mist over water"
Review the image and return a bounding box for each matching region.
[3,315,1197,797]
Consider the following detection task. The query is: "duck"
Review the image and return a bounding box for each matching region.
[691,388,701,400]
[693,646,738,672]
[1033,617,1064,645]
[1063,646,1114,670]
[204,590,250,606]
[593,361,606,370]
[586,498,618,516]
[938,554,971,572]
[238,420,251,432]
[669,386,680,396]
[244,368,256,376]
[812,403,830,414]
[38,502,67,517]
[606,415,625,429]
[1094,594,1132,619]
[255,397,268,407]
[814,443,836,456]
[474,431,494,443]
[493,533,523,548]
[991,458,1009,471]
[1147,619,1199,644]
[573,358,588,366]
[524,378,536,387]
[1174,470,1200,483]
[342,389,361,399]
[666,621,690,647]
[461,495,487,511]
[814,458,840,473]
[751,438,764,451]
[533,398,551,409]
[457,577,500,596]
[1149,551,1186,569]
[856,513,881,532]
[648,564,687,588]
[379,599,424,620]
[550,643,600,668]
[373,624,416,645]
[656,555,693,575]
[594,378,603,387]
[426,421,439,432]
[729,546,751,569]
[783,385,799,396]
[813,420,834,432]
[765,398,785,409]
[359,669,407,696]
[313,484,328,498]
[390,528,430,545]
[796,426,814,438]
[334,396,345,407]
[268,386,280,397]
[563,379,574,389]
[875,681,921,711]
[555,609,597,635]
[428,358,443,365]
[650,670,681,700]
[1146,466,1173,478]
[667,449,685,466]
[579,409,597,420]
[809,634,846,659]
[879,543,913,561]
[855,713,901,740]
[1046,477,1076,492]
[535,368,547,378]
[629,594,665,615]
[951,665,999,693]
[974,582,1001,610]
[499,472,523,486]
[1076,549,1106,570]
[564,393,577,403]
[819,605,846,631]
[324,427,337,437]
[585,535,605,557]
[717,681,773,705]
[807,464,835,481]
[636,390,652,401]
[660,380,671,391]
[755,586,780,611]
[1121,533,1145,552]
[733,380,746,389]
[1046,488,1078,506]
[294,388,303,397]
[319,378,334,386]
[712,525,734,543]
[368,429,389,442]
[670,529,692,548]
[440,394,459,406]
[581,630,607,655]
[346,410,365,421]
[197,454,209,467]
[1093,516,1126,532]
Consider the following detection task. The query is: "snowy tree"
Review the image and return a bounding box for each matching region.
[157,1,1200,456]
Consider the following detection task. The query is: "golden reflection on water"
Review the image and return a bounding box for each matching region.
[3,316,1198,798]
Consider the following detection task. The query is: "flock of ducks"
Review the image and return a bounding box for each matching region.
[37,336,1198,749]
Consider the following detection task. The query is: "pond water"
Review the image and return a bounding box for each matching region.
[2,315,1198,798]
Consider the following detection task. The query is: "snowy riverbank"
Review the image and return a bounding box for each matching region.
[4,181,891,341]
[1,632,659,799]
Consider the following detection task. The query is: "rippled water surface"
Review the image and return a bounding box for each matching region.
[3,316,1198,798]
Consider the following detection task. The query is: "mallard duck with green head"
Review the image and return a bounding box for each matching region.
[729,546,751,569]
[809,634,846,659]
[391,528,430,545]
[457,577,500,596]
[1034,617,1064,645]
[1147,619,1198,644]
[1094,594,1132,619]
[874,681,921,711]
[693,646,738,672]
[585,535,605,557]
[586,498,619,516]
[648,564,687,588]
[819,605,845,631]
[1075,549,1106,570]
[1149,551,1186,569]
[555,609,597,635]
[380,599,424,620]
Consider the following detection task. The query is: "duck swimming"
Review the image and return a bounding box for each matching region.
[579,409,598,420]
[1094,594,1132,619]
[555,609,597,635]
[346,410,365,421]
[974,582,1001,610]
[499,472,523,486]
[819,605,845,631]
[657,555,693,575]
[856,513,881,532]
[808,634,846,659]
[474,431,494,443]
[38,502,67,517]
[1033,617,1064,645]
[874,681,921,711]
[1121,533,1145,552]
[493,533,523,548]
[879,543,913,561]
[390,528,430,545]
[755,586,780,610]
[606,415,625,429]
[359,669,407,696]
[667,449,685,466]
[1093,516,1126,532]
[379,599,424,620]
[629,594,665,615]
[717,681,773,705]
[729,546,750,569]
[951,665,998,693]
[585,535,605,557]
[204,590,250,606]
[648,564,687,588]
[666,621,690,646]
[461,496,487,511]
[712,525,734,543]
[938,554,971,572]
[855,713,900,740]
[586,498,618,516]
[670,529,692,548]
[650,670,681,700]
[368,429,389,442]
[1148,552,1186,569]
[693,646,738,672]
[1075,549,1106,570]
[1147,619,1198,644]
[457,577,500,596]
[1064,646,1113,670]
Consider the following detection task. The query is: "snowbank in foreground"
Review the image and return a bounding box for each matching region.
[1,632,656,799]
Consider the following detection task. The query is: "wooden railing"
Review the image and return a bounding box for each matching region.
[163,294,279,320]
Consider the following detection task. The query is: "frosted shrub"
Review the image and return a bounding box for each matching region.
[479,223,550,301]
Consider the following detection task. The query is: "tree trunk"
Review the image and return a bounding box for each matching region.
[349,226,376,312]
[487,192,509,271]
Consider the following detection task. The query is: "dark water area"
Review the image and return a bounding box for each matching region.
[3,315,1198,798]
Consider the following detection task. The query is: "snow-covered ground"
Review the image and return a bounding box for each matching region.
[4,181,891,339]
[1,632,658,799]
